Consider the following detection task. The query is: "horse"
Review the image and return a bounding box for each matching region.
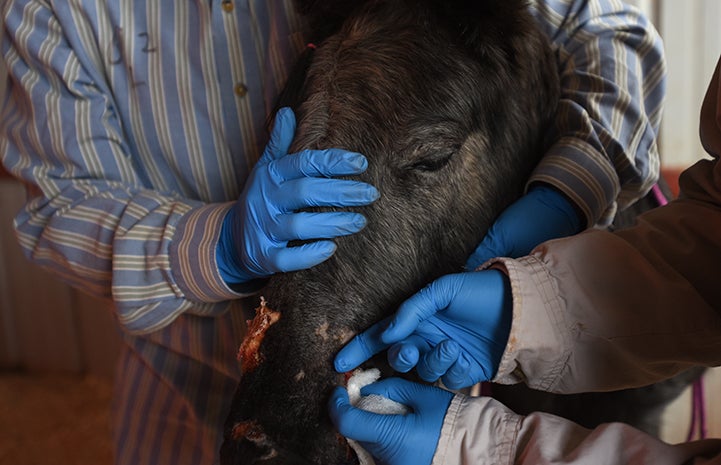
[219,1,698,463]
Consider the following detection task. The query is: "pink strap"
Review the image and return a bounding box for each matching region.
[687,377,708,441]
[651,183,669,206]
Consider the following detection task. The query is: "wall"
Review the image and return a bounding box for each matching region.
[626,0,721,195]
[658,0,721,170]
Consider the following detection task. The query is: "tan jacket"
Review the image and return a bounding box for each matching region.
[432,57,721,465]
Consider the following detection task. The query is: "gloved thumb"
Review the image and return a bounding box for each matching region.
[261,107,297,164]
[465,229,505,271]
[361,377,451,411]
[328,386,392,444]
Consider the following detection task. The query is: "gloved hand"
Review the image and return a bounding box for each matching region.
[328,378,453,465]
[335,270,512,389]
[465,185,583,270]
[217,107,380,284]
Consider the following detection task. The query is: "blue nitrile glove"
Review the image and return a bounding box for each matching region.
[328,378,453,465]
[216,107,380,284]
[465,184,583,270]
[335,270,512,390]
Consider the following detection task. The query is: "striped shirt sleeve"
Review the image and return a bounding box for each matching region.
[529,0,666,227]
[0,0,303,334]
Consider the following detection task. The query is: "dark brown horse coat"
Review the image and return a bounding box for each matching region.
[220,1,699,464]
[221,1,558,463]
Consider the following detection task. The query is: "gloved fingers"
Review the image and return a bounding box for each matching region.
[465,186,583,271]
[464,232,505,271]
[269,240,337,273]
[359,378,415,404]
[416,339,461,383]
[270,148,369,180]
[328,386,393,444]
[360,377,451,410]
[260,107,297,164]
[382,275,461,344]
[381,290,437,345]
[334,318,393,373]
[440,355,476,390]
[273,212,368,241]
[275,177,379,211]
[529,185,583,236]
[387,336,427,373]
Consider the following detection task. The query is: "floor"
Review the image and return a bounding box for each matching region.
[0,372,113,465]
[0,368,719,465]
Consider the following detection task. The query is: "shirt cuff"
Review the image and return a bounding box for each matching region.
[529,137,620,228]
[169,202,260,304]
[486,255,573,392]
[432,395,521,465]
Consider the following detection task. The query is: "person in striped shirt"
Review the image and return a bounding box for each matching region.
[0,0,665,464]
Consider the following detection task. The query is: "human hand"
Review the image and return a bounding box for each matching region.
[328,378,453,465]
[216,107,380,284]
[465,185,582,270]
[334,270,512,389]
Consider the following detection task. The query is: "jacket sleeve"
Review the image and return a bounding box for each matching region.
[432,395,721,465]
[491,203,721,393]
[487,54,721,393]
[529,0,666,227]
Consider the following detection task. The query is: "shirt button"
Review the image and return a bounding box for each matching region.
[222,1,234,13]
[234,83,248,97]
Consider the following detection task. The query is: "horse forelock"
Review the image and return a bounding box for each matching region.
[290,3,487,155]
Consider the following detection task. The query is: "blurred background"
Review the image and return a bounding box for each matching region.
[1,1,720,464]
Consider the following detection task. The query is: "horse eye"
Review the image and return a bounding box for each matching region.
[411,152,454,172]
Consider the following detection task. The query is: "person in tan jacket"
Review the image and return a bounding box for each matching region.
[327,55,721,465]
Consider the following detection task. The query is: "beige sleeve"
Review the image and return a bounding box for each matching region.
[487,156,721,393]
[487,55,721,393]
[432,395,721,465]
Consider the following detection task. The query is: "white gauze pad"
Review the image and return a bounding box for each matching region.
[345,368,410,465]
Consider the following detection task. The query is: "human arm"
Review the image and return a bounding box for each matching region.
[433,394,721,465]
[489,56,721,392]
[467,0,666,268]
[328,378,721,465]
[1,1,197,334]
[334,271,512,390]
[0,2,373,334]
[492,60,719,393]
[491,158,721,393]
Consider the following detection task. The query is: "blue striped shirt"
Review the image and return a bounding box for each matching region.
[0,0,666,463]
[2,0,306,333]
[529,0,665,226]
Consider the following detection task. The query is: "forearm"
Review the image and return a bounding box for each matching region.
[0,1,245,334]
[529,0,666,227]
[489,158,721,393]
[12,180,243,334]
[433,395,721,465]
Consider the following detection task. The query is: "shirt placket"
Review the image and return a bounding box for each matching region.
[211,0,266,165]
